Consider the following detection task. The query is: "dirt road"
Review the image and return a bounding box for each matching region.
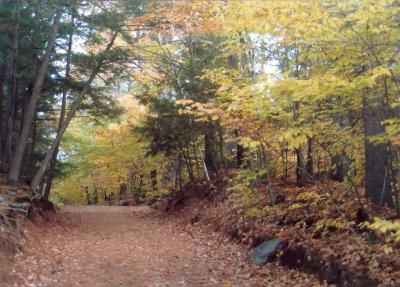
[8,206,320,286]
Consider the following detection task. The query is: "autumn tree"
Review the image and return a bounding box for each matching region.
[172,0,400,208]
[52,96,165,205]
[0,1,150,198]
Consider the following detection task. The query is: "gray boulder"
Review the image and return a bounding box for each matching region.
[245,238,285,264]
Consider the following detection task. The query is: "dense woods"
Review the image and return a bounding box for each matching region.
[1,0,400,285]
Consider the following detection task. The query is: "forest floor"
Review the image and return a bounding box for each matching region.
[3,206,321,286]
[5,205,322,287]
[2,172,400,286]
[151,174,400,287]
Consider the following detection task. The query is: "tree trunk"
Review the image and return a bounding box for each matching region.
[393,146,400,216]
[0,61,7,155]
[329,110,351,182]
[43,11,74,200]
[1,9,19,172]
[205,124,217,174]
[281,144,289,182]
[363,96,393,207]
[249,150,257,189]
[29,31,119,193]
[217,123,228,176]
[28,115,37,173]
[256,146,262,181]
[329,152,350,182]
[150,169,157,190]
[196,139,211,184]
[19,97,26,139]
[8,10,62,184]
[293,101,306,187]
[184,139,194,180]
[179,144,194,181]
[306,136,314,178]
[85,186,92,205]
[169,156,178,192]
[235,129,245,168]
[119,184,127,200]
[295,148,307,187]
[261,144,277,220]
[161,164,169,190]
[192,141,200,177]
[92,186,98,204]
[39,179,45,196]
[178,153,183,195]
[43,131,60,199]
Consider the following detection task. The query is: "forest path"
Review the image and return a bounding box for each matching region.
[9,205,320,287]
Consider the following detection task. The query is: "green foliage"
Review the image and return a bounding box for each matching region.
[144,188,170,203]
[137,97,195,156]
[228,169,274,219]
[49,193,64,206]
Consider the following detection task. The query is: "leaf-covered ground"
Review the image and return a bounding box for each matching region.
[154,174,400,286]
[7,205,321,287]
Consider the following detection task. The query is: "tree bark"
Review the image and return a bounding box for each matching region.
[204,124,217,174]
[329,109,351,182]
[394,146,400,216]
[196,139,211,184]
[261,144,276,220]
[281,144,289,182]
[1,8,19,172]
[169,156,178,192]
[30,31,119,193]
[8,10,62,184]
[295,148,307,187]
[293,101,306,187]
[184,139,194,180]
[363,96,393,207]
[235,129,245,168]
[43,9,75,200]
[306,136,313,178]
[192,140,200,177]
[150,170,157,190]
[256,146,262,181]
[249,150,257,189]
[217,123,228,176]
[28,114,37,173]
[178,153,183,194]
[0,61,7,149]
[329,152,350,182]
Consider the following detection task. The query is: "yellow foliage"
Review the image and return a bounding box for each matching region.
[361,218,400,243]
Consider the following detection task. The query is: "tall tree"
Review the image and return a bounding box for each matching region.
[29,31,119,193]
[1,3,19,172]
[8,9,63,184]
[43,3,76,200]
